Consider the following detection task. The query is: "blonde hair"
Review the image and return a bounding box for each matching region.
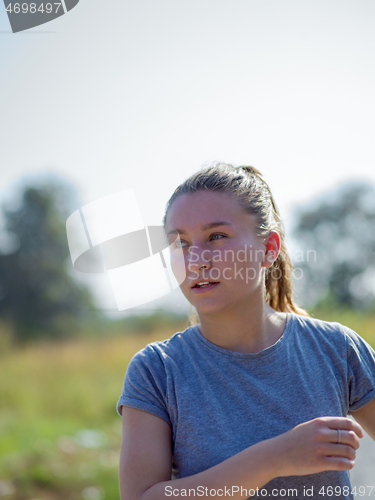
[162,162,310,326]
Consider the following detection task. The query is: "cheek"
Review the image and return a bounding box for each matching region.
[216,243,264,267]
[215,247,264,285]
[169,249,187,285]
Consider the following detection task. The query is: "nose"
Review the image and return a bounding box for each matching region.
[187,245,211,272]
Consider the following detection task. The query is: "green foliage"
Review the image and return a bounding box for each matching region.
[0,181,97,344]
[290,181,375,310]
[112,309,189,335]
[0,325,186,500]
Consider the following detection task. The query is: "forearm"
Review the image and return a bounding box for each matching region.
[121,416,362,500]
[141,438,277,500]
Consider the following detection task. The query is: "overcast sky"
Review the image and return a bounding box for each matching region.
[1,0,375,315]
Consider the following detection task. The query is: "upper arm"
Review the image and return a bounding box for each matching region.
[119,406,173,500]
[350,397,375,441]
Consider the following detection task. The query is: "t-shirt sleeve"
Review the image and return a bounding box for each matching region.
[344,326,375,412]
[116,344,171,426]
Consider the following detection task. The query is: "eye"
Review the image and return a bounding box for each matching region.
[211,233,225,241]
[174,240,185,248]
[171,233,226,249]
[173,239,187,249]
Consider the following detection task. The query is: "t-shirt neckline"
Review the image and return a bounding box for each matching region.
[191,312,294,358]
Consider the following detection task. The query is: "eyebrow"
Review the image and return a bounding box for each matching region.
[167,221,233,237]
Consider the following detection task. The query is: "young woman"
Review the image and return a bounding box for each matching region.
[117,163,375,500]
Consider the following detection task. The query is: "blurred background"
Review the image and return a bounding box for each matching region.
[1,0,375,498]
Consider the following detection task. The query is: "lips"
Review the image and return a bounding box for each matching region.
[190,280,220,294]
[191,280,220,288]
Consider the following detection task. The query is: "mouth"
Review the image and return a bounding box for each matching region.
[191,281,220,292]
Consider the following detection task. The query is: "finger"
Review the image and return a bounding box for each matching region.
[329,429,361,449]
[324,443,357,460]
[321,417,364,438]
[323,456,356,471]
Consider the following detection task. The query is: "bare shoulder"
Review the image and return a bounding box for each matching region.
[119,407,173,500]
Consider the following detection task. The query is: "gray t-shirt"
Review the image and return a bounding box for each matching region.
[116,312,375,499]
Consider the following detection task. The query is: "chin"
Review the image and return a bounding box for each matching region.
[193,301,229,316]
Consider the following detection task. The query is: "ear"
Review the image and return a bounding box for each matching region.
[262,231,280,268]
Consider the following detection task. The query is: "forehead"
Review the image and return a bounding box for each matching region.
[165,191,252,232]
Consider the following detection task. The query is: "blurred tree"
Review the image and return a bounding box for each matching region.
[290,180,375,311]
[0,179,97,344]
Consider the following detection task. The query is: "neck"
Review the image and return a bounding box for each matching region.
[195,294,287,354]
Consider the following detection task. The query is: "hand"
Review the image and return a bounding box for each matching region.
[270,416,364,477]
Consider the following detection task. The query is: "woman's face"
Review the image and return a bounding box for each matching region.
[165,190,279,315]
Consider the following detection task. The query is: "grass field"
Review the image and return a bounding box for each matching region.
[0,310,374,500]
[0,326,179,500]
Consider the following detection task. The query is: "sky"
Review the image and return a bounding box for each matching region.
[1,0,375,316]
